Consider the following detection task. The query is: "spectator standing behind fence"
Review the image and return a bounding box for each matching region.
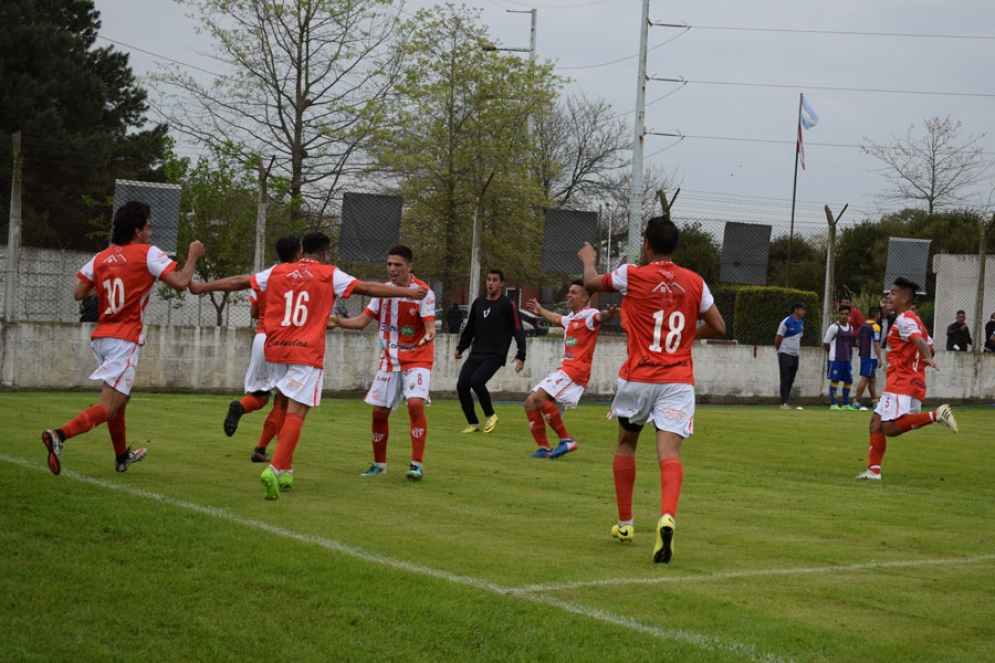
[823,305,856,410]
[841,295,865,330]
[448,301,462,334]
[454,269,526,434]
[775,301,806,410]
[986,310,995,352]
[852,306,884,411]
[945,310,972,352]
[41,201,204,476]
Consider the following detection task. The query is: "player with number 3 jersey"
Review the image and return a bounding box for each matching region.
[579,214,726,564]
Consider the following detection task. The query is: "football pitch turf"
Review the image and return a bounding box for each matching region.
[3,392,993,662]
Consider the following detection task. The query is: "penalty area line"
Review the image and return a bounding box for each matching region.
[3,454,793,663]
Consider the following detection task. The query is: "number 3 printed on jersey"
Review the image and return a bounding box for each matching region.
[649,309,684,353]
[282,291,310,326]
[101,277,125,315]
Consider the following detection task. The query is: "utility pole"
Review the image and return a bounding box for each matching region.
[627,0,651,263]
[5,132,22,324]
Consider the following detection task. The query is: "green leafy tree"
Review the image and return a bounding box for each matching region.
[768,234,825,295]
[0,0,168,250]
[673,221,720,285]
[363,4,560,303]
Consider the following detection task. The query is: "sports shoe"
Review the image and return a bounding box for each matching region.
[406,463,423,481]
[859,406,869,412]
[261,466,280,500]
[848,403,862,411]
[42,429,64,475]
[611,524,634,542]
[935,404,958,433]
[278,469,294,491]
[829,404,841,411]
[653,514,676,564]
[115,447,147,473]
[548,439,578,459]
[224,400,244,437]
[530,447,552,458]
[361,463,387,477]
[856,469,882,481]
[483,414,499,434]
[780,403,790,410]
[461,424,480,434]
[251,447,271,463]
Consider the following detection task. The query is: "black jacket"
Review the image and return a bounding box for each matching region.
[457,295,527,364]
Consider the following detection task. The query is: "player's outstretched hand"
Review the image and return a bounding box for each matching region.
[577,242,596,265]
[327,315,341,329]
[419,329,436,346]
[188,240,206,261]
[525,298,540,314]
[408,286,429,300]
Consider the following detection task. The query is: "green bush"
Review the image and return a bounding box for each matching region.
[733,286,821,346]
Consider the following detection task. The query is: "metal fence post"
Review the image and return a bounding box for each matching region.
[5,131,22,324]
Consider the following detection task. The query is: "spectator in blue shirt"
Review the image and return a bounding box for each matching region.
[775,301,806,409]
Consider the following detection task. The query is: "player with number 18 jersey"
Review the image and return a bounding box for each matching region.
[601,261,713,386]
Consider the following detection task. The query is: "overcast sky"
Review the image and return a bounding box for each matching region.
[94,0,995,237]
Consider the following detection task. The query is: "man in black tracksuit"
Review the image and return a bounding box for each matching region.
[454,269,527,433]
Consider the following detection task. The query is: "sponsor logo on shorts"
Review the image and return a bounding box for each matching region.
[665,408,685,420]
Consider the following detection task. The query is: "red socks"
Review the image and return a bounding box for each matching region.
[527,410,549,447]
[61,404,110,440]
[408,401,427,464]
[541,401,570,440]
[107,410,128,455]
[613,455,637,522]
[867,433,886,473]
[895,411,934,433]
[239,392,269,415]
[257,400,286,450]
[372,408,389,464]
[660,457,683,518]
[271,413,303,471]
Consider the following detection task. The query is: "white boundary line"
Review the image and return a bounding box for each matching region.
[515,554,995,593]
[6,452,854,663]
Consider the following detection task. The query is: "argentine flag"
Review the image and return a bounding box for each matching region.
[800,97,819,130]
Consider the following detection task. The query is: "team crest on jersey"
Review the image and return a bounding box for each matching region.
[483,309,490,318]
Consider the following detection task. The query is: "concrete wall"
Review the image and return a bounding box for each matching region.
[2,322,993,403]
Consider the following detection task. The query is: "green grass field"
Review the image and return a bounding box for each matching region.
[2,392,993,663]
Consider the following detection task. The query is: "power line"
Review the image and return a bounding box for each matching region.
[686,24,995,41]
[97,35,222,78]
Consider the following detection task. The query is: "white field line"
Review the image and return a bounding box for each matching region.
[5,453,802,663]
[515,554,995,594]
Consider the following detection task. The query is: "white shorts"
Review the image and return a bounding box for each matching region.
[364,368,432,411]
[533,369,585,412]
[244,333,276,393]
[270,363,324,408]
[610,379,695,438]
[874,392,922,422]
[89,337,141,396]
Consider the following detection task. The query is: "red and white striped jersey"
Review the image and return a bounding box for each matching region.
[364,276,436,371]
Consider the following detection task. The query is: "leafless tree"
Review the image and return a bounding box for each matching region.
[861,116,993,214]
[154,0,404,218]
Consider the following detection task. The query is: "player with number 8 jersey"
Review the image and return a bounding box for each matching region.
[580,214,726,564]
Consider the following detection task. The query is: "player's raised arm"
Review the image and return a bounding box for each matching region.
[577,243,605,293]
[598,304,619,324]
[163,240,206,292]
[526,298,563,327]
[353,281,428,300]
[329,311,375,331]
[189,274,252,295]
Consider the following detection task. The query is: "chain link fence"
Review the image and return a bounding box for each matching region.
[4,132,993,349]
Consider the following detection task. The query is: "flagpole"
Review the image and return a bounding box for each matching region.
[787,93,803,287]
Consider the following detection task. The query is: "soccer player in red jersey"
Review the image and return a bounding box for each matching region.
[522,280,617,459]
[328,246,437,481]
[192,236,302,463]
[856,277,958,481]
[579,215,726,564]
[189,232,427,499]
[41,201,204,475]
